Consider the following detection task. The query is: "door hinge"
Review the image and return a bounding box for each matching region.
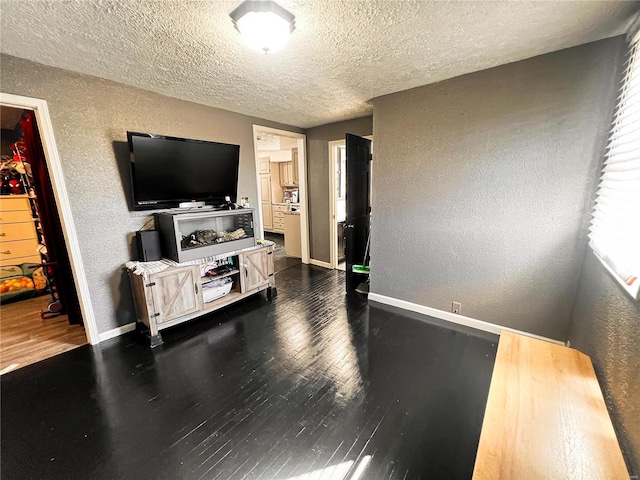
[145,282,156,287]
[369,154,373,161]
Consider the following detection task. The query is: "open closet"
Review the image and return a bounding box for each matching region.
[0,106,86,374]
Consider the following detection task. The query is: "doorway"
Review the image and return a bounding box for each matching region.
[329,140,347,271]
[0,93,98,373]
[253,126,309,273]
[329,136,372,271]
[0,106,87,373]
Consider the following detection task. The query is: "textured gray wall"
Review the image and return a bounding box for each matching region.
[0,54,302,335]
[306,117,373,263]
[566,35,639,475]
[370,37,625,340]
[569,253,640,474]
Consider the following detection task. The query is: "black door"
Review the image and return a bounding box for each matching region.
[345,134,371,292]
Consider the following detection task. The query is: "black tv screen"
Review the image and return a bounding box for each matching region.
[127,132,240,210]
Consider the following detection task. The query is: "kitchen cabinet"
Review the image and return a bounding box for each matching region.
[278,149,299,186]
[258,157,271,174]
[260,175,272,203]
[262,202,273,231]
[284,212,301,258]
[279,161,294,186]
[292,148,299,185]
[260,175,273,230]
[271,204,287,233]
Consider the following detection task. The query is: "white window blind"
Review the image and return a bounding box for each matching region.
[589,31,640,299]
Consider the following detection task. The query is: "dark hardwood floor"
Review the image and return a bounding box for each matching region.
[265,232,301,272]
[1,264,497,480]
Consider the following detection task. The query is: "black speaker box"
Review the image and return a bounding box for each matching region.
[136,230,162,262]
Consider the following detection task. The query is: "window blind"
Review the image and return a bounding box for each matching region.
[589,30,640,299]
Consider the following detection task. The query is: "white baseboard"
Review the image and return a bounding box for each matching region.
[98,322,136,342]
[309,259,333,269]
[368,292,565,346]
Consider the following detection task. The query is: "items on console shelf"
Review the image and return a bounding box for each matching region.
[202,277,233,303]
[200,257,235,277]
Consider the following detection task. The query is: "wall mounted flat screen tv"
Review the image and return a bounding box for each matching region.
[127,132,240,210]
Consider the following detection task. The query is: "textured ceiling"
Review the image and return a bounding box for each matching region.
[1,1,638,128]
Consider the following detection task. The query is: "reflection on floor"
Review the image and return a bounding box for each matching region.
[265,232,301,273]
[1,264,498,479]
[0,295,87,374]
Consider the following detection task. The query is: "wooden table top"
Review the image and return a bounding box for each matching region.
[473,331,629,480]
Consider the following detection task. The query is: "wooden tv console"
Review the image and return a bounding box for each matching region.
[127,242,276,347]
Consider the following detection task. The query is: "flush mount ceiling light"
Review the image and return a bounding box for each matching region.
[230,0,295,54]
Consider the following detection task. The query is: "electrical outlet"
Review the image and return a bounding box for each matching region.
[452,302,462,314]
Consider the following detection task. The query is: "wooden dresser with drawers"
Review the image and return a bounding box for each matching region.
[0,195,40,267]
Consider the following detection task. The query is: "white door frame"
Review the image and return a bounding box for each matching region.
[252,125,309,264]
[328,140,343,269]
[328,136,372,269]
[0,93,99,345]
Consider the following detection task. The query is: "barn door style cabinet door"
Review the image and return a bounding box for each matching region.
[148,266,202,323]
[129,265,202,346]
[240,248,273,294]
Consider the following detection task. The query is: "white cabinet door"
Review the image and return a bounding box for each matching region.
[258,157,271,174]
[260,175,271,203]
[279,162,294,185]
[262,202,273,230]
[292,149,299,185]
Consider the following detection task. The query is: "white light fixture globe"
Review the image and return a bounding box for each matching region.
[230,1,295,54]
